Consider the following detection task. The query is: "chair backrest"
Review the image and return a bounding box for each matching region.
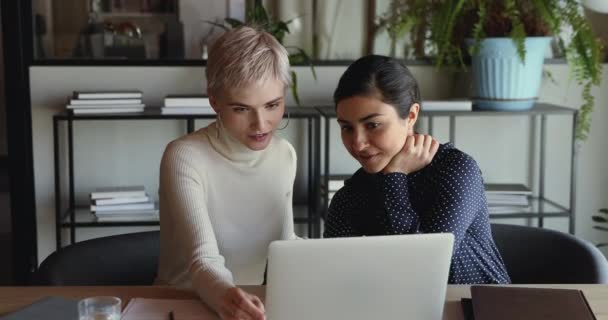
[36,231,159,285]
[491,223,608,284]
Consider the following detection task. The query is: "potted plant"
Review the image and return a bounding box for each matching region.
[208,0,316,105]
[379,0,603,140]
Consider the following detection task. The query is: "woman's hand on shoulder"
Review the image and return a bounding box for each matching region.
[218,287,266,320]
[383,134,439,175]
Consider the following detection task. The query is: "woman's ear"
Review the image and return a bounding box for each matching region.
[407,103,420,129]
[208,91,221,114]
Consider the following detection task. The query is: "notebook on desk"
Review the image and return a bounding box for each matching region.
[0,296,78,320]
[462,285,596,320]
[265,234,454,320]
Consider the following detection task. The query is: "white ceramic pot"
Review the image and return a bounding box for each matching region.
[582,0,608,13]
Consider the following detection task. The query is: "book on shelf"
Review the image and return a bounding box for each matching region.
[164,94,211,107]
[73,90,143,99]
[67,103,145,110]
[92,195,150,206]
[95,213,159,222]
[69,98,143,105]
[325,174,351,192]
[488,205,532,214]
[484,183,532,195]
[158,107,215,115]
[486,195,530,207]
[71,107,145,115]
[93,208,159,216]
[421,100,472,111]
[91,201,155,212]
[90,186,146,200]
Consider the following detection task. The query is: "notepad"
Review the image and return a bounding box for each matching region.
[470,286,596,320]
[121,298,216,320]
[0,296,78,320]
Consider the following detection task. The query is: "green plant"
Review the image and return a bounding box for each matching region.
[593,208,608,248]
[208,0,316,105]
[379,0,603,140]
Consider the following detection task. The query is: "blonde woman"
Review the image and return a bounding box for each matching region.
[156,26,297,320]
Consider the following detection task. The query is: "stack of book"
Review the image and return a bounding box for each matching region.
[66,90,145,115]
[485,183,532,214]
[90,186,158,222]
[421,100,472,111]
[324,175,351,206]
[160,94,214,115]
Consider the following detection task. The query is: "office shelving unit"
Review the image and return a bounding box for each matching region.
[53,107,322,249]
[316,103,578,234]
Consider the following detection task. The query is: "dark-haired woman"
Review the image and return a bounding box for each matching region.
[324,54,511,284]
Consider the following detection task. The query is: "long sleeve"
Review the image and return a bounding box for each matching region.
[323,188,359,237]
[159,141,233,313]
[281,143,300,241]
[375,152,484,252]
[376,173,419,234]
[418,152,484,252]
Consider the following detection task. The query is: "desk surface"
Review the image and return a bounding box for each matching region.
[1,285,607,319]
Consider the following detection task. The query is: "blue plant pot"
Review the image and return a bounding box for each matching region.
[465,37,552,110]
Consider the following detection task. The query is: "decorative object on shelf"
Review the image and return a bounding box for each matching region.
[207,0,316,105]
[593,208,608,248]
[379,0,603,140]
[582,0,608,13]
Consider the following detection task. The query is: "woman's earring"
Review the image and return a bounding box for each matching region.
[216,113,222,138]
[278,112,290,130]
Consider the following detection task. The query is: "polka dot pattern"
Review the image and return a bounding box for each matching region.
[324,143,511,284]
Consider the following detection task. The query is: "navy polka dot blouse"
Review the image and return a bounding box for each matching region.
[324,143,511,284]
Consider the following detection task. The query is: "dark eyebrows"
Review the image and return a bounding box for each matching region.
[337,113,383,124]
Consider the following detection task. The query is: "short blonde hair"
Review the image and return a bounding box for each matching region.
[206,26,291,95]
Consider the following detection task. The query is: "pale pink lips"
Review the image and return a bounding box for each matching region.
[249,133,269,142]
[358,153,379,163]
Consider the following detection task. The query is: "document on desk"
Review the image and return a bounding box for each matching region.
[121,298,218,320]
[471,286,596,320]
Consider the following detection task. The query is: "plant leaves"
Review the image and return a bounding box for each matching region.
[251,0,270,26]
[290,70,300,106]
[289,48,317,80]
[592,215,608,223]
[203,20,230,31]
[224,18,244,28]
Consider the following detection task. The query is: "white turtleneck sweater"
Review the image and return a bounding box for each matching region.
[156,121,297,312]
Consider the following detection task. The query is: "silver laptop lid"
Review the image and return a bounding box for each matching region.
[265,233,454,320]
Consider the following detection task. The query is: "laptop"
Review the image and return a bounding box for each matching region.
[265,233,454,320]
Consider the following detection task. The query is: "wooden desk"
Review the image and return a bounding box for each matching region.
[1,285,607,319]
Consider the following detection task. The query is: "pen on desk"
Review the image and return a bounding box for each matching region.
[169,310,175,320]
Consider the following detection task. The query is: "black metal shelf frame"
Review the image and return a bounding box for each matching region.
[53,107,322,249]
[316,103,578,234]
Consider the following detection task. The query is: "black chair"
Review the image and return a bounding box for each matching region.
[491,223,608,284]
[36,231,159,285]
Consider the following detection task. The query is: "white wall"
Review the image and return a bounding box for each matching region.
[30,63,608,263]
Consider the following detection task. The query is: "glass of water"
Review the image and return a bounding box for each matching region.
[78,296,122,320]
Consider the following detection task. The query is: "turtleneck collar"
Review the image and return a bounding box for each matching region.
[206,119,268,165]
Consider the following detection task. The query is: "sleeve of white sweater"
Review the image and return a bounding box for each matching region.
[283,142,300,241]
[159,140,234,313]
